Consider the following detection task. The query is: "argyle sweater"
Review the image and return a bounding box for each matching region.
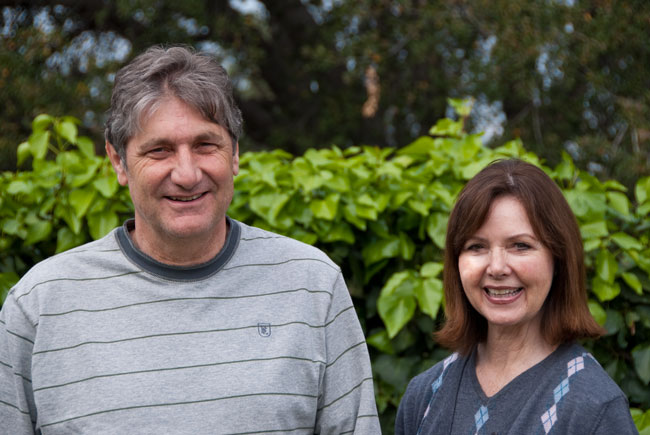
[0,218,380,434]
[396,343,637,435]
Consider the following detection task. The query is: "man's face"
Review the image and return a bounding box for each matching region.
[106,97,239,257]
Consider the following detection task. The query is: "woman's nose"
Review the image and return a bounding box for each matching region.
[487,249,510,277]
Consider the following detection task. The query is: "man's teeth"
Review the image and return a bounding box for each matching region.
[485,287,523,297]
[169,194,202,201]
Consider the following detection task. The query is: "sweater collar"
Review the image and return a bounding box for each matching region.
[115,217,240,281]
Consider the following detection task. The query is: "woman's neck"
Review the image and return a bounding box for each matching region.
[475,321,557,397]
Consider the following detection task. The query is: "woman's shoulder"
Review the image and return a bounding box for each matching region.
[405,352,463,396]
[396,352,465,435]
[553,342,626,402]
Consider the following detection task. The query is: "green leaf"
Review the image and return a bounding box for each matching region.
[448,97,473,117]
[429,118,463,137]
[426,212,448,248]
[420,262,444,278]
[632,344,650,385]
[635,176,650,204]
[92,175,119,198]
[554,153,575,181]
[58,204,82,235]
[250,192,291,223]
[320,221,355,244]
[0,272,20,304]
[579,221,609,239]
[622,272,643,295]
[606,191,630,216]
[610,232,644,251]
[583,238,601,252]
[31,114,53,132]
[587,299,607,325]
[362,236,400,265]
[56,226,85,253]
[24,219,52,245]
[632,408,650,433]
[7,180,34,195]
[55,120,78,144]
[415,277,443,319]
[398,232,415,260]
[2,218,22,235]
[76,136,96,159]
[564,190,607,219]
[398,136,436,155]
[69,189,96,219]
[591,276,621,302]
[310,193,340,220]
[28,130,50,160]
[596,249,618,283]
[88,210,119,240]
[366,329,395,354]
[17,141,31,166]
[377,271,417,338]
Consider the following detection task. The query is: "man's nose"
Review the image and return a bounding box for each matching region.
[170,147,201,189]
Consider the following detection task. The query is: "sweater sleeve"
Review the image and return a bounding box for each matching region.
[590,396,639,435]
[314,272,381,434]
[0,291,38,434]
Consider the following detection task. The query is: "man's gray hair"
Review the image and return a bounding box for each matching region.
[105,45,243,161]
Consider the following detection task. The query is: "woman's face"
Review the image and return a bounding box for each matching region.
[458,195,554,334]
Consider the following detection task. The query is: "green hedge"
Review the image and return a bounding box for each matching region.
[1,102,649,433]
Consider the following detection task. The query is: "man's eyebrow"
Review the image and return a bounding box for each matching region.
[139,131,227,150]
[194,131,227,143]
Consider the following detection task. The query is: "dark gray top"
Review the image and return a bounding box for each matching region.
[396,342,638,435]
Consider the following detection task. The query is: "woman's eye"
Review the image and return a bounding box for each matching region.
[466,243,484,251]
[514,242,531,250]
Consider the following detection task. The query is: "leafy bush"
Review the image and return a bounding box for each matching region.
[1,103,649,433]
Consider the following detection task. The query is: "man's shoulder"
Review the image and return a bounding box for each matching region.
[234,220,338,269]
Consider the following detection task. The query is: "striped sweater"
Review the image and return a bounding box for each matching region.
[0,218,380,434]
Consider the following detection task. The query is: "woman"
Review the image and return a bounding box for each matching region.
[396,159,638,434]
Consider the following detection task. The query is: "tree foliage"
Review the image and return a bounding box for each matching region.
[1,0,649,188]
[1,106,649,433]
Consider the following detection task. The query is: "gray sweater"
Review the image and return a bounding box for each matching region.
[0,218,380,434]
[396,342,637,435]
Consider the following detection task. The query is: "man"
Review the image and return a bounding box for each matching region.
[0,46,380,434]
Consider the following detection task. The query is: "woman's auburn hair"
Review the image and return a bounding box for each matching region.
[435,159,605,355]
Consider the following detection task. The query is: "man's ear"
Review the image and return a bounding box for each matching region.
[232,142,240,176]
[105,141,128,186]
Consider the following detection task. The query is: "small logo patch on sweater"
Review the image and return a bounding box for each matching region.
[258,323,271,337]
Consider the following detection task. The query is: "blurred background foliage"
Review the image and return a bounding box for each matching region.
[2,108,650,433]
[1,0,649,188]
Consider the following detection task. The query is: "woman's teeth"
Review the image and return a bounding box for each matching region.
[484,287,523,297]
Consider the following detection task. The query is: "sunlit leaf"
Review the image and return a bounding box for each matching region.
[587,299,607,325]
[622,272,643,295]
[591,276,621,302]
[88,210,119,240]
[596,249,618,283]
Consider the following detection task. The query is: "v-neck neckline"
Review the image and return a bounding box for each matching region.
[468,343,567,402]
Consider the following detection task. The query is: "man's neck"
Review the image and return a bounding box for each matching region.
[130,220,228,266]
